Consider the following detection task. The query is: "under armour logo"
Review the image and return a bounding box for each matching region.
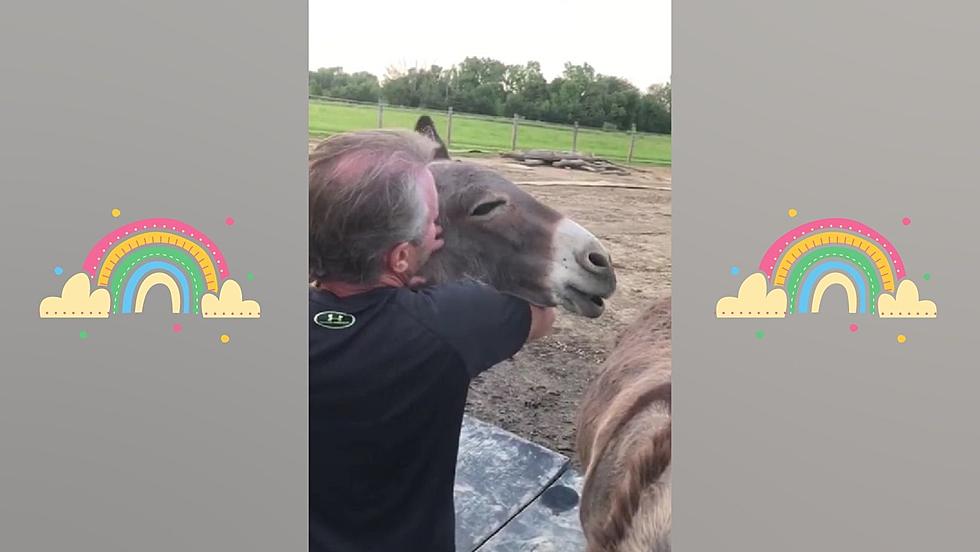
[314,310,356,329]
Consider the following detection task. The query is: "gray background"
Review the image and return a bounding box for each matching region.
[675,1,980,550]
[0,2,307,550]
[3,0,980,550]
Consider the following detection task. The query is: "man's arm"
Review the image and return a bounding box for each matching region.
[410,276,556,342]
[401,282,551,377]
[527,305,557,342]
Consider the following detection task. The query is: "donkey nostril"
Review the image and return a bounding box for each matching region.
[588,252,610,269]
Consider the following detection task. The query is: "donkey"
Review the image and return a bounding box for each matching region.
[576,295,672,552]
[312,118,617,317]
[399,117,669,548]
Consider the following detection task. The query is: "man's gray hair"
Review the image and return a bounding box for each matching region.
[309,129,440,284]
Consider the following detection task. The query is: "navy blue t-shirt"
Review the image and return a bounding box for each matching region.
[309,281,532,552]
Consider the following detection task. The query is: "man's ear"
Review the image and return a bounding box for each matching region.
[387,241,413,275]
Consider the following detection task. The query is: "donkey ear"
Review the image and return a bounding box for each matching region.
[414,115,439,141]
[414,115,451,160]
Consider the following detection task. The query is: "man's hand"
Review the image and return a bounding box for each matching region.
[408,276,428,289]
[527,305,557,342]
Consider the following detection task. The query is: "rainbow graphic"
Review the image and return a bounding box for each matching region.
[717,216,935,319]
[40,217,260,319]
[760,218,904,315]
[83,218,227,314]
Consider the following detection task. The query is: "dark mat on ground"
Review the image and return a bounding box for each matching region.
[455,415,586,551]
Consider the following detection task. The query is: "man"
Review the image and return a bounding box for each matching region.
[309,130,556,552]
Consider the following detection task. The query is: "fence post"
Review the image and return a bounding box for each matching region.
[377,99,384,128]
[511,113,519,151]
[627,123,637,163]
[446,107,454,149]
[572,121,579,153]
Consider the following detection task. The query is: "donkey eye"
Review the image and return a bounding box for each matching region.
[470,200,507,217]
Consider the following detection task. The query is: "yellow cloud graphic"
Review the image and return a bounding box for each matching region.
[716,272,787,318]
[201,279,261,318]
[39,273,110,318]
[878,279,937,318]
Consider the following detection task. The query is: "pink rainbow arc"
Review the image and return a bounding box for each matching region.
[758,217,905,281]
[82,218,229,280]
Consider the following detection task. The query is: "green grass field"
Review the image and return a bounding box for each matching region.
[309,99,671,166]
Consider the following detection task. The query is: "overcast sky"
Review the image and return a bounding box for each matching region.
[309,0,671,91]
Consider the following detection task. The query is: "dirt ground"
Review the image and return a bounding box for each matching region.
[309,139,672,465]
[458,157,672,465]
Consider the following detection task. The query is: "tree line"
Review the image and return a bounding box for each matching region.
[309,57,671,134]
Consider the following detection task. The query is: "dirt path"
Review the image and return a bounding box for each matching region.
[459,157,672,464]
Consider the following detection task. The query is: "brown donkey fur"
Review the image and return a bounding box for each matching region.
[576,295,672,552]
